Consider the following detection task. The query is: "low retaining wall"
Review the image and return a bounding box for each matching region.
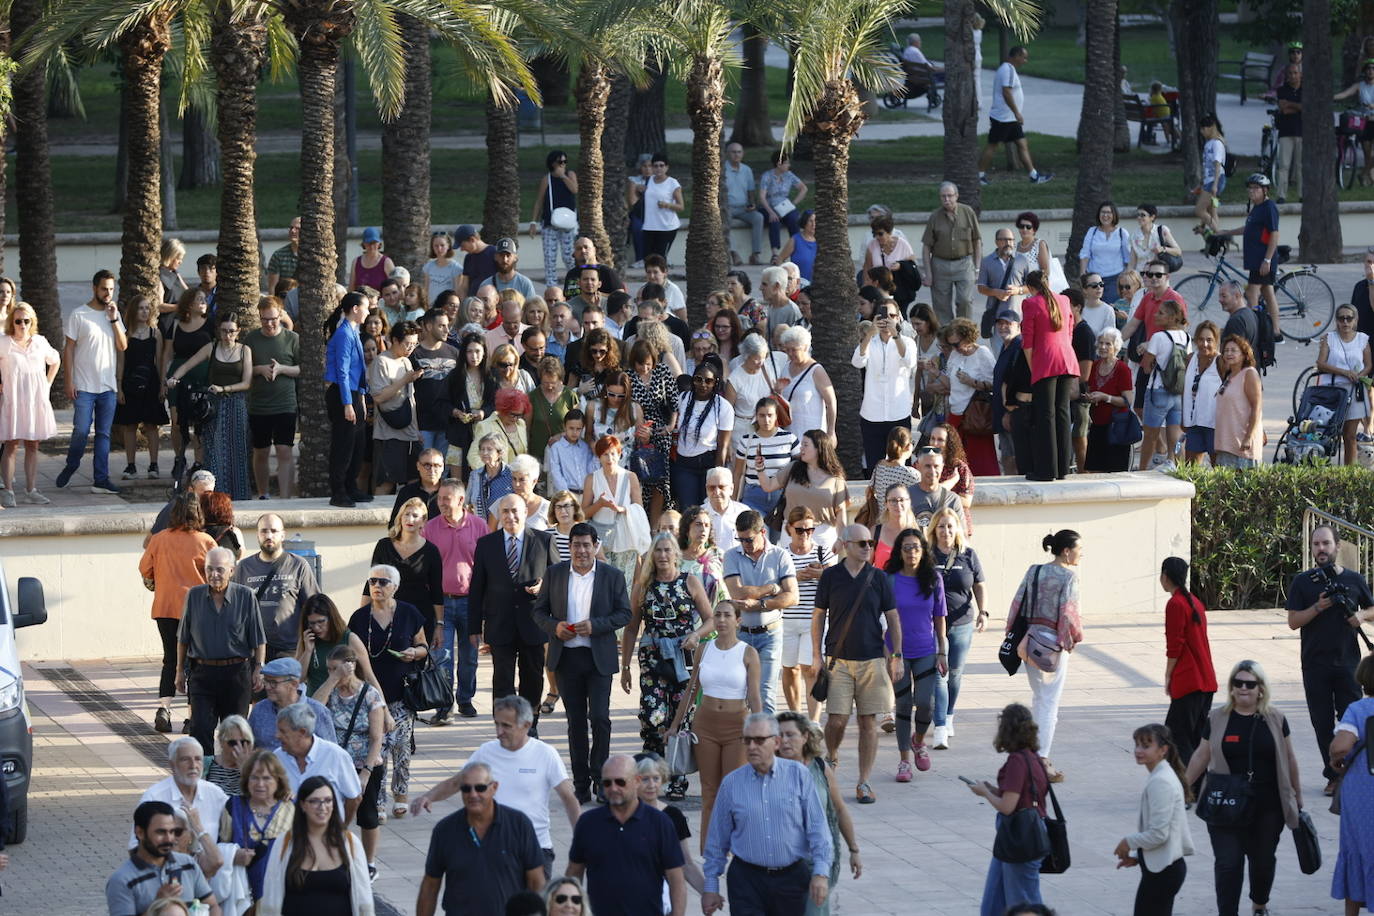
[3,472,1193,661]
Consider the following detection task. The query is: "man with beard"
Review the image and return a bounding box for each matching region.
[109,800,220,915]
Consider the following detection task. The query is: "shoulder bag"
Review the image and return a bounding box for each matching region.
[1039,781,1071,874]
[1108,405,1144,447]
[1292,809,1321,875]
[402,654,454,714]
[810,566,876,702]
[337,685,369,752]
[1155,225,1183,274]
[665,649,703,777]
[992,749,1052,863]
[548,180,578,232]
[998,566,1040,676]
[1196,714,1257,827]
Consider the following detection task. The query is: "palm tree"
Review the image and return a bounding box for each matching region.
[483,94,521,241]
[1299,0,1341,260]
[729,23,772,146]
[780,0,1039,472]
[381,13,432,276]
[1065,0,1117,283]
[941,0,982,211]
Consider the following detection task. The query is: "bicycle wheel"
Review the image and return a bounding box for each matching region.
[1276,270,1335,341]
[1338,138,1357,190]
[1291,363,1316,417]
[1173,273,1219,335]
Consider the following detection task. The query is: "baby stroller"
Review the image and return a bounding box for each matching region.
[881,46,943,110]
[1273,383,1350,464]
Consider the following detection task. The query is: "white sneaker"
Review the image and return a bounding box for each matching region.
[23,489,50,505]
[0,490,14,509]
[932,725,949,749]
[946,716,955,737]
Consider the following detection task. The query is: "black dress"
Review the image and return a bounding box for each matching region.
[114,331,170,425]
[281,862,352,916]
[366,537,444,641]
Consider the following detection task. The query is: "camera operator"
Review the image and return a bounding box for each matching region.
[1285,524,1374,796]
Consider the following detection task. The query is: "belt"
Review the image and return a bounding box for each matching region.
[935,254,971,261]
[735,858,803,874]
[444,593,468,599]
[740,619,782,635]
[195,656,249,667]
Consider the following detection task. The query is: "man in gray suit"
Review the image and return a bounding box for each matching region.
[533,522,633,804]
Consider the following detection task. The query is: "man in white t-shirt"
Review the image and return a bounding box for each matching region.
[977,46,1053,186]
[59,269,128,494]
[705,467,748,548]
[410,694,581,876]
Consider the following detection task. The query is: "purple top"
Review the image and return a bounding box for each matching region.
[888,571,946,658]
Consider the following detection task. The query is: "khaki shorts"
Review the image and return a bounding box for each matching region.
[825,657,892,718]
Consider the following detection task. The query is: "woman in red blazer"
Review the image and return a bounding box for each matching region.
[1019,270,1079,480]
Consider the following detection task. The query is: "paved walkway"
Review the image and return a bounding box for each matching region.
[6,603,1352,914]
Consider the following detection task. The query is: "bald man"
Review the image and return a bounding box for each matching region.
[232,513,320,661]
[177,547,267,754]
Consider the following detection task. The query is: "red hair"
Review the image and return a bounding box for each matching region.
[594,434,622,458]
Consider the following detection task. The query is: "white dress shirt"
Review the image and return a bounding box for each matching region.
[707,500,748,551]
[274,737,363,800]
[852,333,919,422]
[130,777,229,849]
[565,563,596,648]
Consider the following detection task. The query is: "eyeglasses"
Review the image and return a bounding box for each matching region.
[555,502,577,511]
[367,577,392,586]
[1144,272,1167,279]
[554,894,583,905]
[303,797,335,808]
[1231,678,1259,690]
[261,316,281,323]
[901,543,924,552]
[742,735,774,745]
[1338,314,1356,322]
[1084,282,1105,289]
[307,618,330,628]
[459,783,491,793]
[849,539,877,549]
[600,777,628,787]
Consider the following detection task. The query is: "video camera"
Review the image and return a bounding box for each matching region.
[1311,563,1360,619]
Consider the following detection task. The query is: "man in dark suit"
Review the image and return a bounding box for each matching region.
[533,522,633,804]
[469,493,556,731]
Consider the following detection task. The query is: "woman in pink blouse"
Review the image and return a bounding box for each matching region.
[0,303,61,505]
[1019,270,1079,481]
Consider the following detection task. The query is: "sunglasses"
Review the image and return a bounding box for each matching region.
[605,390,626,399]
[849,539,877,549]
[742,735,773,745]
[496,362,515,369]
[1084,282,1105,289]
[692,330,714,340]
[1017,224,1034,230]
[554,894,583,905]
[13,318,31,325]
[459,783,490,793]
[1144,272,1166,279]
[226,738,251,747]
[792,526,816,534]
[917,446,942,455]
[1338,314,1356,322]
[601,777,628,787]
[554,158,568,164]
[901,543,924,552]
[1231,678,1259,690]
[367,577,392,586]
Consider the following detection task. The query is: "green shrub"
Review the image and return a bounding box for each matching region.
[1174,463,1374,610]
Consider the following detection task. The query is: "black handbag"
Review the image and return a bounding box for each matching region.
[630,444,668,484]
[998,567,1040,676]
[810,567,874,703]
[1196,716,1257,828]
[379,398,413,430]
[1292,809,1321,875]
[1107,407,1144,447]
[1039,782,1071,874]
[401,654,453,714]
[992,750,1052,864]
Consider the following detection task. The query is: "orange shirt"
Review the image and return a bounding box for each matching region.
[138,528,216,619]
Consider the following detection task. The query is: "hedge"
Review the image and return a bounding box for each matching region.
[1174,464,1374,610]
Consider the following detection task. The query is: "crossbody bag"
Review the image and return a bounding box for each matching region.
[810,566,876,702]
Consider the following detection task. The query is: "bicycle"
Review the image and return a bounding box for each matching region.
[1257,108,1279,185]
[1172,235,1335,342]
[1335,110,1367,190]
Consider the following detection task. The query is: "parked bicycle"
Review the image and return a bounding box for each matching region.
[1336,109,1368,190]
[1257,107,1280,185]
[1173,235,1335,342]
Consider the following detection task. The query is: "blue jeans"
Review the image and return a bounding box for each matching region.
[980,815,1043,916]
[420,429,449,458]
[740,483,780,518]
[66,389,117,483]
[934,621,975,727]
[738,626,781,714]
[438,596,478,708]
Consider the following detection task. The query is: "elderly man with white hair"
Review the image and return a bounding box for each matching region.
[758,266,802,340]
[177,546,267,756]
[273,702,363,823]
[922,181,982,325]
[129,736,229,872]
[704,467,749,551]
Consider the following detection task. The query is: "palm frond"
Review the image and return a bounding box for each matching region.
[392,0,538,106]
[167,0,214,115]
[262,10,299,83]
[660,0,740,80]
[45,41,87,120]
[535,0,672,89]
[348,0,407,120]
[979,0,1044,42]
[14,0,179,72]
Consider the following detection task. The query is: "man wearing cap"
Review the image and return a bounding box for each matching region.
[455,225,498,300]
[233,513,320,662]
[1270,40,1302,91]
[976,227,1028,341]
[481,238,537,301]
[989,307,1025,474]
[247,657,337,750]
[560,237,623,300]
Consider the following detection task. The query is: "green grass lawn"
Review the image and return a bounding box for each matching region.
[18,131,1374,234]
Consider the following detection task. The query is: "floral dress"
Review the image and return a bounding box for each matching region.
[630,363,678,505]
[681,547,726,605]
[637,573,700,795]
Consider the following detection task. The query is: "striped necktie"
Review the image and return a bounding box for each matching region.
[506,534,520,578]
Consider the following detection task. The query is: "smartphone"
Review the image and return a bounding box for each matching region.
[958,775,977,785]
[386,648,407,659]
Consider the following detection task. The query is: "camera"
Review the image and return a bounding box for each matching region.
[1312,565,1359,618]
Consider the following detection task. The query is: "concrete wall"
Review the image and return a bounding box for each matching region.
[1,474,1193,661]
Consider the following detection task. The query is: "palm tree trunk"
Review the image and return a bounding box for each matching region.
[730,25,772,147]
[212,4,267,322]
[10,0,61,389]
[1112,16,1131,153]
[626,51,666,159]
[118,12,173,307]
[285,3,354,496]
[160,98,178,231]
[178,103,220,189]
[942,0,982,211]
[1299,0,1342,260]
[601,72,631,268]
[802,79,865,474]
[575,60,613,272]
[332,62,350,284]
[685,52,726,326]
[1172,0,1218,193]
[483,93,520,242]
[1066,0,1117,282]
[381,13,432,277]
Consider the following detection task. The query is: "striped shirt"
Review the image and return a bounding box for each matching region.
[786,544,835,620]
[734,429,800,488]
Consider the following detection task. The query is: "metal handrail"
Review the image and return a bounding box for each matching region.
[1302,505,1374,578]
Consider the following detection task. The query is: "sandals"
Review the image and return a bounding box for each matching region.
[392,799,409,818]
[540,693,560,715]
[855,782,876,804]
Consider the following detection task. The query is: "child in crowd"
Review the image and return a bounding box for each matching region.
[545,408,597,496]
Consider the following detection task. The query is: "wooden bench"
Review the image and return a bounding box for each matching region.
[1218,51,1274,104]
[1123,94,1176,149]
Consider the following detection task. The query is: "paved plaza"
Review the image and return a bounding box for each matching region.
[5,601,1354,915]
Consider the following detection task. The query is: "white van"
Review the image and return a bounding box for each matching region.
[0,565,47,844]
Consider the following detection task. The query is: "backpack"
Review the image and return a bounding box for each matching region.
[1223,150,1239,178]
[1254,308,1277,375]
[1155,330,1190,395]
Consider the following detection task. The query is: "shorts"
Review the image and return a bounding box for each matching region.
[248,412,298,448]
[825,656,893,718]
[780,618,814,668]
[1214,452,1258,469]
[1184,425,1215,454]
[988,118,1025,144]
[376,438,418,484]
[1247,267,1275,287]
[1071,399,1090,438]
[1142,387,1182,428]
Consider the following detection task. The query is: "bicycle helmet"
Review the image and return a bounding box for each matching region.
[1287,41,1303,50]
[1245,172,1271,188]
